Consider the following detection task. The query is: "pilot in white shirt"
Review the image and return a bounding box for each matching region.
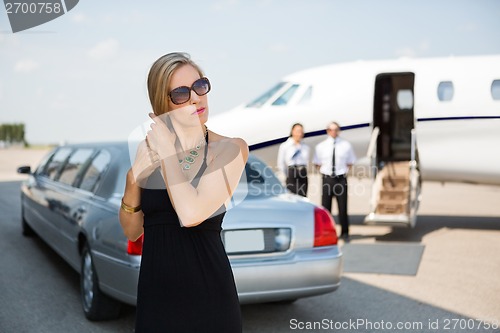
[313,122,356,239]
[277,123,310,197]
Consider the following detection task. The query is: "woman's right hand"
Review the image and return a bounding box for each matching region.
[131,139,160,185]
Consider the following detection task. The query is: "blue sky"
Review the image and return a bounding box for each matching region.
[1,0,500,144]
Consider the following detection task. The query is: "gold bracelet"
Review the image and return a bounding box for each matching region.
[121,198,141,213]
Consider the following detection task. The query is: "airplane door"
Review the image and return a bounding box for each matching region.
[373,73,415,164]
[365,73,422,227]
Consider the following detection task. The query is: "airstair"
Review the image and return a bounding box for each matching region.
[364,127,421,227]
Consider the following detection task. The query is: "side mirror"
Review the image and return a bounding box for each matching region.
[17,166,32,174]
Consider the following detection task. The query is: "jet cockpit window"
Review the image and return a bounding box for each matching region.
[298,86,312,105]
[246,82,286,108]
[491,80,500,100]
[437,81,454,101]
[272,84,299,106]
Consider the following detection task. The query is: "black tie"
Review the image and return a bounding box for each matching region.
[332,139,336,176]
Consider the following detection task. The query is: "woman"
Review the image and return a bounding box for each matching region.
[277,123,310,197]
[119,52,248,332]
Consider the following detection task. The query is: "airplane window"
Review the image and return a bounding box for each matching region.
[272,84,299,106]
[298,86,312,105]
[491,80,500,100]
[437,81,454,101]
[246,82,286,108]
[397,89,413,110]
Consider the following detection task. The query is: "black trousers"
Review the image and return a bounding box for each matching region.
[286,166,308,197]
[321,174,349,235]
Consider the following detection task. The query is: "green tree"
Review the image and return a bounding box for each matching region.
[0,123,28,146]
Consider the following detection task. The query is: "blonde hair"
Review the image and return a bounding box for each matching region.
[147,52,204,115]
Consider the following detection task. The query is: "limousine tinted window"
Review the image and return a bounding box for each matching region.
[80,150,111,193]
[44,148,72,180]
[34,150,55,176]
[59,148,94,186]
[240,157,285,196]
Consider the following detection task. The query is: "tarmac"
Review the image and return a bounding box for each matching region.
[1,147,499,324]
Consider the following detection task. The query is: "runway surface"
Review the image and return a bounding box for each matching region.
[1,147,499,331]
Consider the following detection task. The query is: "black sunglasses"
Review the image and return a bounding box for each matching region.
[168,77,211,105]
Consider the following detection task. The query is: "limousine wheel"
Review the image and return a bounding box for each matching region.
[80,244,121,320]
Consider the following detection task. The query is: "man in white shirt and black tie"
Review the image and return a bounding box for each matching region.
[313,122,356,240]
[277,123,310,197]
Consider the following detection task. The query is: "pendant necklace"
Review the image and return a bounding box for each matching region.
[178,126,208,171]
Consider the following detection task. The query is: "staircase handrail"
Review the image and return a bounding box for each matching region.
[366,127,380,160]
[410,128,417,168]
[407,128,417,215]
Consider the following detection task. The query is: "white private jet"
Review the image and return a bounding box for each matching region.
[208,54,500,227]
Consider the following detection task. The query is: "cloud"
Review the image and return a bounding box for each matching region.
[211,0,239,11]
[268,43,289,54]
[395,40,431,58]
[395,46,415,57]
[457,22,478,32]
[419,40,430,52]
[71,13,86,23]
[87,38,120,61]
[0,34,21,52]
[120,10,146,24]
[216,51,229,60]
[35,87,45,98]
[50,93,69,110]
[14,59,40,72]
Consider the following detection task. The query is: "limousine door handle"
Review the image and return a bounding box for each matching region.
[73,206,87,222]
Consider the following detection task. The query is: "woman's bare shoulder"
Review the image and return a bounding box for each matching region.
[208,130,249,160]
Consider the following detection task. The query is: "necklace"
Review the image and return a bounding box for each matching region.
[178,126,208,171]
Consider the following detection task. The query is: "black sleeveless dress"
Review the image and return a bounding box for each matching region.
[135,134,242,333]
